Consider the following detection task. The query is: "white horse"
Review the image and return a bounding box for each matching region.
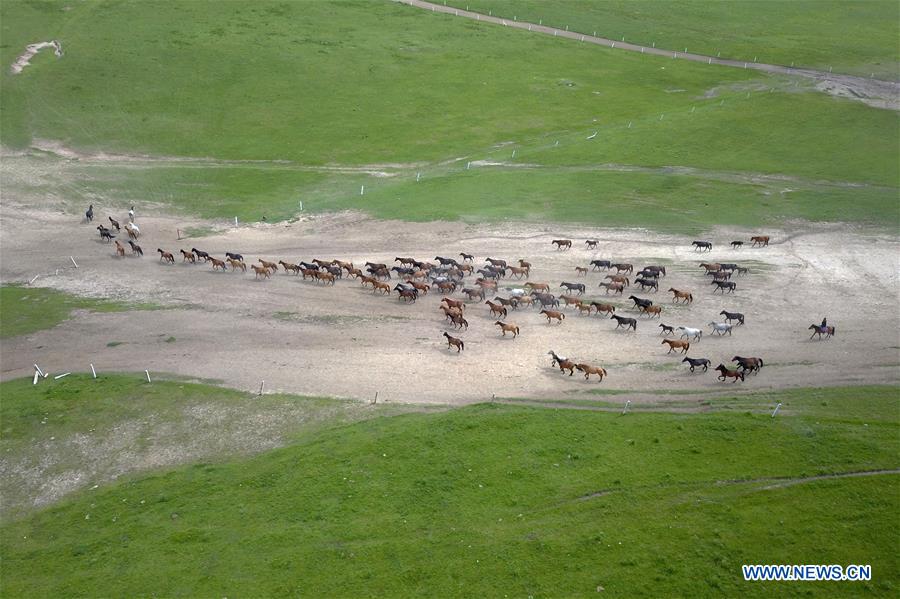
[677,326,702,341]
[708,322,733,336]
[507,288,527,297]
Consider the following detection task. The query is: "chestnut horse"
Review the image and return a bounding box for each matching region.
[228,258,247,272]
[548,351,575,376]
[157,249,175,263]
[494,321,520,338]
[524,282,549,293]
[575,363,607,381]
[590,301,616,315]
[251,264,271,279]
[662,339,690,354]
[668,288,693,304]
[640,305,662,318]
[180,249,195,263]
[114,240,126,257]
[575,266,588,277]
[442,332,464,352]
[209,257,227,271]
[552,239,572,250]
[808,324,835,339]
[715,364,745,382]
[540,309,565,324]
[485,301,508,318]
[751,235,770,247]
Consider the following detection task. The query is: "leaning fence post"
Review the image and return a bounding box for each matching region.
[90,363,97,378]
[145,369,152,383]
[70,256,78,268]
[622,400,631,415]
[771,402,782,418]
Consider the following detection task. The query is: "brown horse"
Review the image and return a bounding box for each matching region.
[590,301,616,315]
[436,281,457,294]
[599,282,625,295]
[408,281,430,295]
[540,309,565,324]
[209,257,227,271]
[808,324,835,339]
[180,249,196,263]
[494,321,520,337]
[699,262,721,273]
[516,294,535,308]
[524,281,549,293]
[258,259,278,274]
[450,313,469,329]
[359,275,377,287]
[750,235,770,247]
[585,239,599,249]
[575,363,607,381]
[157,249,175,263]
[605,274,630,286]
[715,364,745,382]
[397,288,418,303]
[559,295,582,308]
[612,263,633,273]
[575,266,588,277]
[518,259,532,270]
[372,281,391,295]
[548,351,575,376]
[251,264,271,279]
[279,260,301,275]
[662,339,690,354]
[485,300,508,318]
[552,239,572,250]
[668,288,693,304]
[114,240,126,257]
[315,271,336,285]
[509,266,530,279]
[440,305,462,321]
[462,287,485,300]
[574,302,593,316]
[228,258,247,272]
[442,332,464,352]
[475,278,498,290]
[442,298,465,311]
[640,305,662,318]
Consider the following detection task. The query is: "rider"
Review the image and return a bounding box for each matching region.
[821,317,827,329]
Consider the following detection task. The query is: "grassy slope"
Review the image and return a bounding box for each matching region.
[2,384,897,597]
[447,0,900,78]
[0,285,157,339]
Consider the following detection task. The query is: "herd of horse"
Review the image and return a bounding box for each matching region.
[88,215,828,386]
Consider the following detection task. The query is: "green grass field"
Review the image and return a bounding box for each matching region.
[0,285,158,339]
[1,0,898,232]
[1,378,897,596]
[446,0,900,79]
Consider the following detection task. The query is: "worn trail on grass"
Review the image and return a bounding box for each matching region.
[402,0,900,110]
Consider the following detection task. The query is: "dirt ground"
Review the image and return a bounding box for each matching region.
[1,201,898,405]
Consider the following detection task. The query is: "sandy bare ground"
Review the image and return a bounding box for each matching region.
[402,0,900,111]
[1,201,898,405]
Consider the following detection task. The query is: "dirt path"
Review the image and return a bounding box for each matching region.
[1,199,897,405]
[401,0,899,110]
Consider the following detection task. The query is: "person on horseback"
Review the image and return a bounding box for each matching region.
[821,317,827,329]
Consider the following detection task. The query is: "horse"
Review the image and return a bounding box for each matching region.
[114,240,126,257]
[372,281,391,295]
[610,314,636,331]
[251,264,271,279]
[677,326,702,341]
[395,257,416,266]
[719,310,744,325]
[157,248,175,263]
[548,351,575,375]
[668,288,693,304]
[302,267,321,281]
[598,282,624,295]
[658,323,675,336]
[97,226,115,242]
[552,239,572,250]
[279,260,301,275]
[436,281,457,294]
[590,301,616,315]
[192,248,210,262]
[559,295,582,308]
[635,278,659,292]
[730,240,744,249]
[450,313,469,329]
[732,356,764,373]
[574,266,588,277]
[462,287,485,300]
[605,274,630,287]
[576,363,607,381]
[585,239,599,249]
[408,281,430,295]
[180,249,196,263]
[640,305,662,318]
[459,252,475,262]
[209,257,227,271]
[574,302,593,316]
[750,235,770,247]
[524,282,549,293]
[808,324,835,339]
[735,266,750,276]
[228,258,247,272]
[508,266,530,279]
[642,265,666,277]
[485,258,507,269]
[476,268,502,281]
[534,293,559,308]
[442,332,464,352]
[128,241,143,256]
[711,280,736,294]
[85,204,94,222]
[682,357,710,373]
[441,297,465,311]
[708,322,733,336]
[397,288,418,303]
[628,295,653,309]
[612,263,634,273]
[485,301,508,318]
[540,309,565,324]
[494,321,519,337]
[108,216,121,231]
[435,256,460,268]
[517,259,532,270]
[226,252,244,262]
[560,282,585,295]
[692,240,713,252]
[700,262,721,273]
[662,339,690,354]
[124,223,140,239]
[332,260,354,274]
[258,259,278,274]
[315,271,336,285]
[493,296,518,311]
[591,260,612,271]
[715,364,745,382]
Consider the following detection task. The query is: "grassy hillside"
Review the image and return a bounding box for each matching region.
[2,382,897,596]
[447,0,900,79]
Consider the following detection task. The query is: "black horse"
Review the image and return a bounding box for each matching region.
[720,263,739,271]
[642,265,666,277]
[634,278,659,292]
[658,323,675,336]
[85,204,94,222]
[476,268,501,280]
[732,356,764,373]
[435,256,459,267]
[692,240,713,252]
[560,282,585,295]
[730,241,744,249]
[720,310,745,325]
[590,259,612,271]
[610,314,637,331]
[485,257,507,269]
[711,280,736,294]
[128,240,143,256]
[682,357,710,372]
[628,295,653,309]
[391,266,415,277]
[534,293,560,308]
[459,252,475,262]
[226,252,244,262]
[97,226,115,242]
[192,248,210,262]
